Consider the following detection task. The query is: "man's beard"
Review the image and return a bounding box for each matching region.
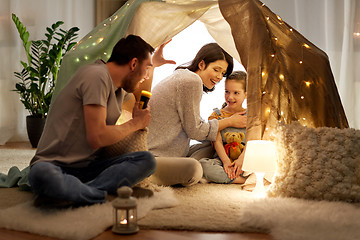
[122,74,139,93]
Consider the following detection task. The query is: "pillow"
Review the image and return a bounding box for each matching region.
[267,122,360,202]
[101,127,148,158]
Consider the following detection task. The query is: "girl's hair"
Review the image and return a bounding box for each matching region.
[176,43,233,93]
[221,71,247,109]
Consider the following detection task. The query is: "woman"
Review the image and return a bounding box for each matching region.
[147,43,247,186]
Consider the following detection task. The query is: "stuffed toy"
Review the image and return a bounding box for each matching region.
[224,132,245,162]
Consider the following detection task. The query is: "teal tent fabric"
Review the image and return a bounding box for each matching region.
[53,0,162,100]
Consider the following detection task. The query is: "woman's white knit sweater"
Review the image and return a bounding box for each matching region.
[147,69,219,157]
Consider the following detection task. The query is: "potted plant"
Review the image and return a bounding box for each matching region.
[12,13,79,148]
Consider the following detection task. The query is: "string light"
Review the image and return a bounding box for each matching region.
[304,81,311,87]
[97,37,104,44]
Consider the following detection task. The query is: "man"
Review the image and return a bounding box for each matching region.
[28,35,166,208]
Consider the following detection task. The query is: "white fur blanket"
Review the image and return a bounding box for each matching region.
[138,184,360,240]
[0,187,178,240]
[238,197,360,240]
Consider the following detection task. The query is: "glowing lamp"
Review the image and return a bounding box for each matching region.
[242,140,277,197]
[112,186,139,235]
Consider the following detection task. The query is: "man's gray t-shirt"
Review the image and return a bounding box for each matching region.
[31,60,127,166]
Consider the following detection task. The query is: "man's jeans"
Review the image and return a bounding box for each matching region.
[28,151,156,204]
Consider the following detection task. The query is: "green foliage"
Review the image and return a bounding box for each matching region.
[12,13,79,118]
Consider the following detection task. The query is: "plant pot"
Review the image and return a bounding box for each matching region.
[26,115,46,148]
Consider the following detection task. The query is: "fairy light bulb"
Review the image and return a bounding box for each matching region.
[97,37,104,44]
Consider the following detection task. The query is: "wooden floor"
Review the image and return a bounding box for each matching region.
[0,142,273,240]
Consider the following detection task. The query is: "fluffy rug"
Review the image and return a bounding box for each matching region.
[139,184,360,240]
[2,148,360,240]
[0,148,178,240]
[0,148,35,174]
[0,187,178,240]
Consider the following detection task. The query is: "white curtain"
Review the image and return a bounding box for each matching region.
[0,0,95,144]
[262,0,360,129]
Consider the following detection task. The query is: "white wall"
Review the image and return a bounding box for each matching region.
[0,0,95,143]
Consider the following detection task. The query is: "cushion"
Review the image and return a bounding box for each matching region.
[101,127,148,158]
[267,122,360,202]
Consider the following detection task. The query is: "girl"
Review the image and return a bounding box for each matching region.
[147,43,246,186]
[200,71,248,184]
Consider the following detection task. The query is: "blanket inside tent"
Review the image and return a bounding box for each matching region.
[54,0,348,140]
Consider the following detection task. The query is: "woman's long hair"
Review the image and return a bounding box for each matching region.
[176,43,233,92]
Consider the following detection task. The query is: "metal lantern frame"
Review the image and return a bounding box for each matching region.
[112,186,139,235]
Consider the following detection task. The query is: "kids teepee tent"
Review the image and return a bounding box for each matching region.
[54,0,348,141]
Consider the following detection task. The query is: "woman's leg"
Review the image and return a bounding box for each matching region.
[149,157,203,186]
